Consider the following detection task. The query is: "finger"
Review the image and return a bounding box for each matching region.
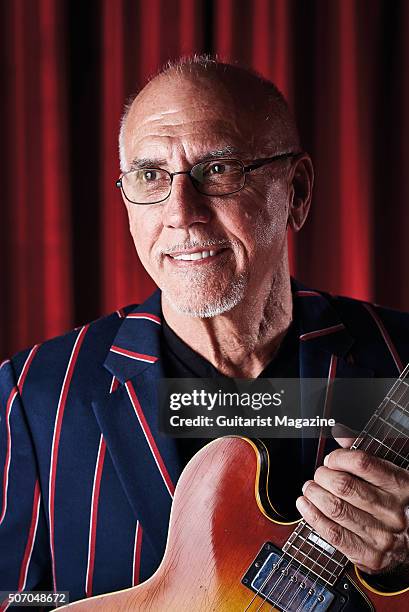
[295,496,388,572]
[323,448,409,497]
[302,479,394,545]
[313,466,404,531]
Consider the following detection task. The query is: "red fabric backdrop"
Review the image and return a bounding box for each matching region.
[1,0,409,359]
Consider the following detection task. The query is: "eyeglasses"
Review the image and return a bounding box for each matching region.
[116,152,300,205]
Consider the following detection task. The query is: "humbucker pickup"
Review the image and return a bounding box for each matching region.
[242,543,347,611]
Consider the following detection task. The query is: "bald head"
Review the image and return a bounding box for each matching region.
[119,56,300,172]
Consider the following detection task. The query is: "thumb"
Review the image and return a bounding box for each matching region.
[331,422,361,449]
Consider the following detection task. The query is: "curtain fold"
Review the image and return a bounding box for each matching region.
[1,0,72,357]
[1,0,408,358]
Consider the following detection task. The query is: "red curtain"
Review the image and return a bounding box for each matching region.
[1,0,408,359]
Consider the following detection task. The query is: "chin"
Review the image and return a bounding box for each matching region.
[162,275,247,319]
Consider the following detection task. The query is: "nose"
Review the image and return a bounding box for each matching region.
[161,173,212,229]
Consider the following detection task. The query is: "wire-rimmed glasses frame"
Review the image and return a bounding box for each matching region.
[116,151,301,205]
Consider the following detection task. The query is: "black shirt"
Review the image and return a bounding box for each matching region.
[160,318,304,517]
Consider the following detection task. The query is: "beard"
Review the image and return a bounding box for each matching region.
[161,267,248,318]
[155,237,248,318]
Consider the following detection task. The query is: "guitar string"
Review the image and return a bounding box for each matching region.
[248,518,339,611]
[259,523,336,612]
[243,552,302,612]
[244,529,336,612]
[257,372,378,611]
[245,365,347,611]
[370,377,409,465]
[243,367,409,611]
[267,523,339,612]
[353,371,409,472]
[355,371,409,463]
[282,529,338,612]
[356,394,409,468]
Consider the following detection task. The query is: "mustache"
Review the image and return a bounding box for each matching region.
[158,238,235,256]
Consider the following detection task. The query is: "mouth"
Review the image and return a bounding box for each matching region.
[165,247,229,265]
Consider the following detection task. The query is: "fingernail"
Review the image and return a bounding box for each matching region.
[323,454,330,466]
[302,480,311,494]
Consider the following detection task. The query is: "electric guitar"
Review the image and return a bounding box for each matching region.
[65,368,409,611]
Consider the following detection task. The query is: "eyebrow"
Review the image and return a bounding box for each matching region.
[129,157,168,170]
[206,146,240,157]
[128,147,242,171]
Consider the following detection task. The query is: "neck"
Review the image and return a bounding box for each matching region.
[161,259,293,377]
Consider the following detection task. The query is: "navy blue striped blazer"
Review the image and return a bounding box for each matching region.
[1,280,409,606]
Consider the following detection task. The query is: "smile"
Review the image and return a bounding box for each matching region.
[170,250,217,261]
[165,247,228,264]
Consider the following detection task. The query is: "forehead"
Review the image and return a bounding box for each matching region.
[123,75,263,165]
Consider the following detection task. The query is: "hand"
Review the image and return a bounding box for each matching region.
[295,430,409,574]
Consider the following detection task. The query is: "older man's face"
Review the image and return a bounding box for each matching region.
[121,75,293,317]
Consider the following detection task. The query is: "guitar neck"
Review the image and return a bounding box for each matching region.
[351,365,409,469]
[283,365,409,586]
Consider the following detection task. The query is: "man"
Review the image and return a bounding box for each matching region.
[0,57,408,606]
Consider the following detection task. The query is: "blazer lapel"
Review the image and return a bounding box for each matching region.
[92,290,183,560]
[293,281,374,470]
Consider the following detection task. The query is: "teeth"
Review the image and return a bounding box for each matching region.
[171,250,219,261]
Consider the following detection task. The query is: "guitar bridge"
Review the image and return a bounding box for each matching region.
[242,543,345,611]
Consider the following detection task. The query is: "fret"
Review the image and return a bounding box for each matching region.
[387,383,409,404]
[283,546,338,586]
[388,406,409,432]
[357,437,409,470]
[361,431,409,464]
[388,379,409,397]
[291,522,347,566]
[283,522,347,586]
[385,398,409,416]
[377,415,407,438]
[284,547,338,584]
[367,416,409,460]
[290,533,344,568]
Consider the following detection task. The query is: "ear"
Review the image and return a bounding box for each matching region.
[287,154,314,232]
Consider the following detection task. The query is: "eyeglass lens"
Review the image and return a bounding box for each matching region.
[121,159,245,204]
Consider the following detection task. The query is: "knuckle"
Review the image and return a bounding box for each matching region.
[394,509,407,532]
[329,496,348,521]
[381,531,395,552]
[391,468,409,491]
[355,450,372,473]
[327,523,343,547]
[335,474,355,498]
[307,504,321,525]
[369,551,385,572]
[373,527,393,552]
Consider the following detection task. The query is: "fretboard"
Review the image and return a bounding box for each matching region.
[283,364,409,587]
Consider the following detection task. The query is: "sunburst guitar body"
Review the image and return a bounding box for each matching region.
[65,436,408,611]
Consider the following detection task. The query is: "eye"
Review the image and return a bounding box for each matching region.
[143,170,158,182]
[209,163,226,175]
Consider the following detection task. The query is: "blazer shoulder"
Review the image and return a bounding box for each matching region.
[328,293,409,368]
[331,293,409,331]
